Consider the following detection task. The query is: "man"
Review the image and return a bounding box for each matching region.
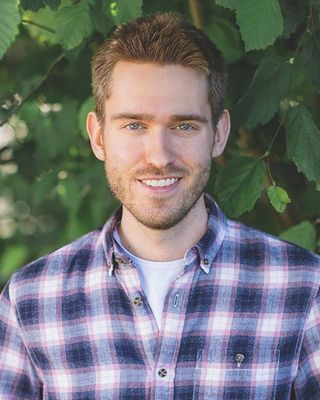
[0,13,319,400]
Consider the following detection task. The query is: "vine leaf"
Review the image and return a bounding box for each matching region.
[236,0,283,51]
[232,56,291,130]
[280,221,316,251]
[215,156,266,217]
[301,31,320,94]
[56,0,94,51]
[267,185,291,213]
[285,105,320,185]
[206,14,243,63]
[111,0,143,25]
[0,0,21,60]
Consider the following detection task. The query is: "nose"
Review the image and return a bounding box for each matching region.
[144,128,175,168]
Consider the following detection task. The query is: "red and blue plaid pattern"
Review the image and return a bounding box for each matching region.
[1,194,320,399]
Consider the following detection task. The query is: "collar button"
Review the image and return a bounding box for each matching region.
[133,296,142,306]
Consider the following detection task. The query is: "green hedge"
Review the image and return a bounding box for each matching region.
[0,0,319,287]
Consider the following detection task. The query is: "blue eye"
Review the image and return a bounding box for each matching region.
[177,123,193,131]
[127,122,142,130]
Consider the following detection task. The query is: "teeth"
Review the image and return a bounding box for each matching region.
[142,178,178,187]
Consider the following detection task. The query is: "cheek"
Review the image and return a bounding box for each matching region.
[104,138,144,170]
[181,141,213,165]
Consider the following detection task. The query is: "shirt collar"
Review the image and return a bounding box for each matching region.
[194,193,227,273]
[99,193,227,275]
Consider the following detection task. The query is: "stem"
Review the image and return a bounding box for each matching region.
[266,156,275,186]
[188,0,204,29]
[21,19,55,34]
[267,114,287,154]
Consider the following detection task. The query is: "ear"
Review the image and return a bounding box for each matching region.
[86,111,105,161]
[211,109,231,158]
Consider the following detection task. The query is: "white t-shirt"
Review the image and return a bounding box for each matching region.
[113,229,185,329]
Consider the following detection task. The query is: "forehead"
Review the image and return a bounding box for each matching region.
[106,61,210,118]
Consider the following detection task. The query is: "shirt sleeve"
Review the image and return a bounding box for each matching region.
[0,281,42,399]
[294,288,320,399]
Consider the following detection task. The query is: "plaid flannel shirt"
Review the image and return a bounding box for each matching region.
[1,194,320,400]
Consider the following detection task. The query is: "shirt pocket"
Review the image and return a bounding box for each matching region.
[194,344,281,400]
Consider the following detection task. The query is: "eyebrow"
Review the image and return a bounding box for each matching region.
[111,113,208,124]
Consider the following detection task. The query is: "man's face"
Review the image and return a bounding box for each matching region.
[88,61,229,230]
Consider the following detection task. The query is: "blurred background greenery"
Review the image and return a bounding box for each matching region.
[1,0,320,289]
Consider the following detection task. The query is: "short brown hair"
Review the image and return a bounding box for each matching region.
[92,13,227,125]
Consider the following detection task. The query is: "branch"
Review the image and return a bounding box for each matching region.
[0,53,65,127]
[188,0,204,29]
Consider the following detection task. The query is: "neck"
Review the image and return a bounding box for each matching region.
[118,195,208,261]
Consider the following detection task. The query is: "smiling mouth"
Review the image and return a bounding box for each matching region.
[139,178,179,187]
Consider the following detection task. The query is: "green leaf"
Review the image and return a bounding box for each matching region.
[215,0,239,10]
[236,0,284,51]
[20,0,46,11]
[111,0,143,25]
[56,0,94,51]
[78,96,95,139]
[285,105,320,185]
[215,156,266,217]
[280,221,316,251]
[206,14,243,63]
[267,185,291,213]
[301,31,320,94]
[0,245,28,281]
[0,0,21,59]
[232,56,291,130]
[92,0,113,35]
[22,8,58,45]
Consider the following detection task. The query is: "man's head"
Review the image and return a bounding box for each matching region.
[91,13,227,126]
[87,14,230,231]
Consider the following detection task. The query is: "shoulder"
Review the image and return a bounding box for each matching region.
[9,228,103,288]
[224,218,320,274]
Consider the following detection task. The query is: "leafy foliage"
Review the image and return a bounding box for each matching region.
[267,185,291,213]
[232,56,292,130]
[215,157,265,217]
[56,1,94,50]
[280,221,317,251]
[285,105,320,185]
[111,0,143,25]
[0,0,20,59]
[0,0,320,286]
[236,0,284,51]
[216,0,284,50]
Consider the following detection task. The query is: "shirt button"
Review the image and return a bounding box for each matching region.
[203,258,209,265]
[235,353,245,367]
[133,296,142,306]
[158,368,167,378]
